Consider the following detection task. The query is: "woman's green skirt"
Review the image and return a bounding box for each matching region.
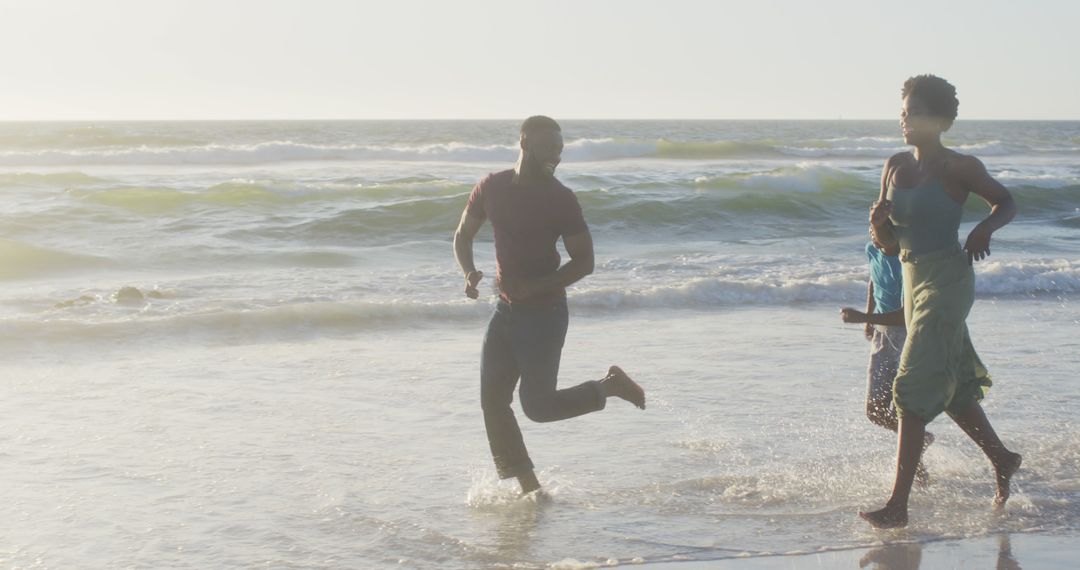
[893,244,992,422]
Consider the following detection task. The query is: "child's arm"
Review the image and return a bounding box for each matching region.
[864,282,875,339]
[841,279,904,330]
[865,308,905,327]
[840,306,904,327]
[840,282,879,339]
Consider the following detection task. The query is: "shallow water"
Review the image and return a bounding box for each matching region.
[2,303,1077,568]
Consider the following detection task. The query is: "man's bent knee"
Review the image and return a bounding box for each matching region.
[521,395,560,423]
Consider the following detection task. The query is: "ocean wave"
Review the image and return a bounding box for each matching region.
[65,177,472,213]
[654,140,783,159]
[1009,184,1080,218]
[572,259,1080,310]
[0,140,503,166]
[3,259,1073,347]
[776,136,906,158]
[994,171,1080,188]
[690,164,865,193]
[0,139,540,166]
[573,275,861,308]
[0,138,658,166]
[950,140,1014,155]
[975,259,1080,295]
[0,125,207,150]
[0,238,113,280]
[0,299,493,345]
[0,136,1053,166]
[777,140,1015,159]
[44,169,1080,235]
[0,171,106,187]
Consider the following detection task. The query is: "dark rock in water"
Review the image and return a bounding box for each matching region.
[113,286,145,305]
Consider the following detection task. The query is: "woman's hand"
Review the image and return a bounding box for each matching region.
[869,199,893,228]
[964,227,992,265]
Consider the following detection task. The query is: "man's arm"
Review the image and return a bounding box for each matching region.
[548,230,595,288]
[503,230,594,302]
[453,209,486,299]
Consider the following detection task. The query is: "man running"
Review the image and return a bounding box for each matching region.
[453,115,646,494]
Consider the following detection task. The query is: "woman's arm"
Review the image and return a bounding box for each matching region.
[954,155,1017,264]
[871,155,902,253]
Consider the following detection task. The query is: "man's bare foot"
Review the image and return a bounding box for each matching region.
[993,452,1022,507]
[601,366,645,409]
[859,502,908,529]
[526,488,552,504]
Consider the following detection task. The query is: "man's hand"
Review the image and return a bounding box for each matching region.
[869,199,893,228]
[964,226,992,265]
[464,270,484,299]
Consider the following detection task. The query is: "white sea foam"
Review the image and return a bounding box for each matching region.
[3,259,1073,346]
[0,138,656,166]
[0,134,1055,166]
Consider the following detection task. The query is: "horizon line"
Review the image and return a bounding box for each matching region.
[1,117,1078,122]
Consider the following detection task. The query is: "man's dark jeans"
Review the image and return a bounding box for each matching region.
[480,298,606,479]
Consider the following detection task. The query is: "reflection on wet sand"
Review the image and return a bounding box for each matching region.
[859,534,1023,570]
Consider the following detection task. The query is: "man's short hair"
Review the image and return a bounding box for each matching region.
[902,75,959,121]
[520,115,561,137]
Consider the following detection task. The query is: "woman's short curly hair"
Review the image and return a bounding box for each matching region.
[902,75,959,121]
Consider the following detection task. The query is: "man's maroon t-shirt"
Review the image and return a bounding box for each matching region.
[466,169,588,304]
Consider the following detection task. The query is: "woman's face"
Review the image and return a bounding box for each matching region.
[900,95,948,145]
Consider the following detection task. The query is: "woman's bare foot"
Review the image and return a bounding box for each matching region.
[859,502,909,529]
[993,452,1022,507]
[601,366,645,409]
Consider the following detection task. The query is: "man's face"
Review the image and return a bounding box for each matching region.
[522,128,563,177]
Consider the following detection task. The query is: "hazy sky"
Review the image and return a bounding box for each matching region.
[1,0,1077,120]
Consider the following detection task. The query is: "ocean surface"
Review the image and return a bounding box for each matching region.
[1,120,1077,568]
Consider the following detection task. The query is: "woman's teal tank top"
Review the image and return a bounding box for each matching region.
[887,178,964,254]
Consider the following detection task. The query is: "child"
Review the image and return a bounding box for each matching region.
[841,241,906,431]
